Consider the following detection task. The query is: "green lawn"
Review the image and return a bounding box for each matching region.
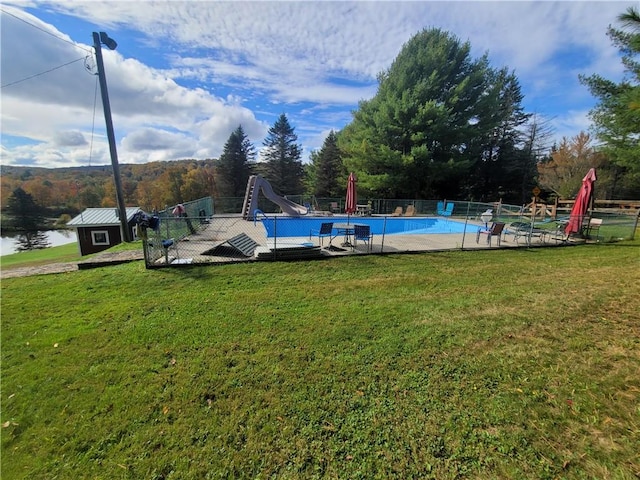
[2,241,639,479]
[1,240,143,270]
[0,243,82,269]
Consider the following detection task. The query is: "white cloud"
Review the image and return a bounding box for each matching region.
[0,1,631,169]
[53,130,87,147]
[553,109,596,142]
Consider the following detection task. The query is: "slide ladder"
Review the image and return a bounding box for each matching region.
[242,175,259,220]
[242,175,308,220]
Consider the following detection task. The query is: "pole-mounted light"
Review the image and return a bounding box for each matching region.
[93,31,131,242]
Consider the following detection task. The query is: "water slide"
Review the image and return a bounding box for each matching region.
[242,175,308,220]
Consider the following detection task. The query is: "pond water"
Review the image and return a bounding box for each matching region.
[0,230,77,256]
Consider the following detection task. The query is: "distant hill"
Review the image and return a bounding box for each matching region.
[1,159,219,214]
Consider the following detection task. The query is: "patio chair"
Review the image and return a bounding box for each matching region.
[161,238,178,263]
[542,220,570,244]
[583,218,602,241]
[354,224,373,252]
[329,202,339,213]
[309,222,334,247]
[405,205,416,217]
[476,222,505,247]
[391,206,403,216]
[436,201,445,215]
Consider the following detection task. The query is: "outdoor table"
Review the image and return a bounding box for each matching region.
[334,223,365,249]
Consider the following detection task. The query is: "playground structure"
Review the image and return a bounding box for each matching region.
[242,175,308,221]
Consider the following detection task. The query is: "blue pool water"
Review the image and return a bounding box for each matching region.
[260,216,468,238]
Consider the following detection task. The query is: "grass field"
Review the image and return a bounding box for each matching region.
[2,241,639,479]
[0,243,82,269]
[0,240,143,270]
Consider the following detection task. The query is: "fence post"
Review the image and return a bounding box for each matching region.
[273,215,278,260]
[461,201,472,249]
[632,210,640,240]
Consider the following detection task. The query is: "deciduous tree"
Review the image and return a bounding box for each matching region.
[537,132,605,199]
[182,165,218,202]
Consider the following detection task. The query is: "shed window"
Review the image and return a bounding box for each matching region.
[92,230,110,246]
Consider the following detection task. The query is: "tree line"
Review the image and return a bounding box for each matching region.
[2,9,638,230]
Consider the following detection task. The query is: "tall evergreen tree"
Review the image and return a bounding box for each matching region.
[217,125,255,197]
[310,130,344,197]
[15,232,50,252]
[467,68,532,202]
[579,6,640,197]
[260,114,304,195]
[338,28,528,200]
[515,114,555,204]
[5,187,46,231]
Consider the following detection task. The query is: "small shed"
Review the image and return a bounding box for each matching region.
[67,207,141,256]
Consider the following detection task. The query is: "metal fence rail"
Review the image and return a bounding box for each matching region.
[140,201,639,268]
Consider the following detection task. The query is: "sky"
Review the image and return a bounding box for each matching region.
[0,1,633,169]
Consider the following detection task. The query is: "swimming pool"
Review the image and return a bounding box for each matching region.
[260,216,468,238]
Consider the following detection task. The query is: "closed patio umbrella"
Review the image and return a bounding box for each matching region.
[565,168,597,235]
[345,172,357,223]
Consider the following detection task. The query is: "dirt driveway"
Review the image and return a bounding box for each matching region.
[1,250,144,279]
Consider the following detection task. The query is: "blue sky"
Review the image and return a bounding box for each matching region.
[0,1,632,169]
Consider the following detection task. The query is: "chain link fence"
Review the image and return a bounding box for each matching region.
[139,198,639,268]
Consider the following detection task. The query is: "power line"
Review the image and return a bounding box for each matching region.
[1,57,87,88]
[1,8,93,54]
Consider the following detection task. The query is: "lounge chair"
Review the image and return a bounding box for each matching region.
[391,206,403,216]
[329,202,339,213]
[354,224,373,252]
[404,205,416,217]
[436,201,445,215]
[442,203,454,217]
[309,222,334,247]
[476,222,505,247]
[508,221,545,246]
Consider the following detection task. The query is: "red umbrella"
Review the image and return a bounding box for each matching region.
[345,172,357,220]
[565,168,597,235]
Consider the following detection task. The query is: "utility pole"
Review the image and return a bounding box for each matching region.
[93,31,131,242]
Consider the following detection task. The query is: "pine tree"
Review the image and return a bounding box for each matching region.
[338,28,529,200]
[579,6,640,196]
[217,125,255,197]
[5,187,46,231]
[261,114,304,195]
[468,68,533,202]
[16,231,50,251]
[311,130,344,197]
